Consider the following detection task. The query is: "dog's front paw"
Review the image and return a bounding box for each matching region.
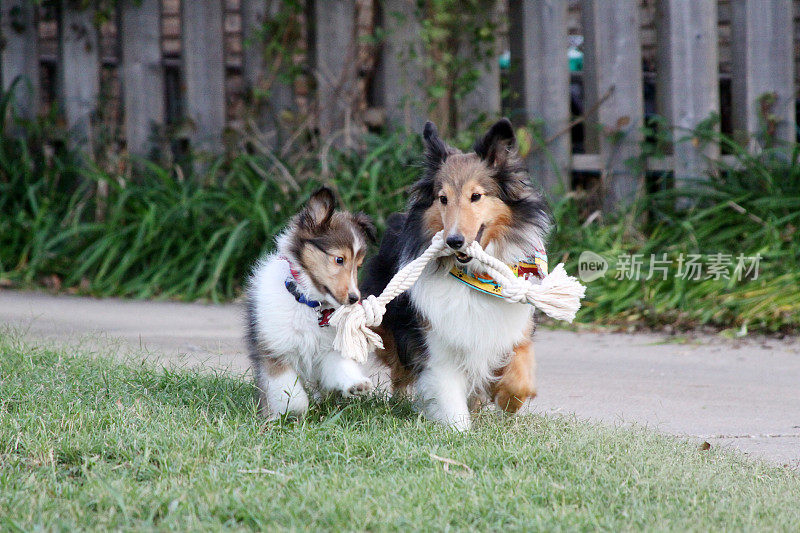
[318,353,374,398]
[342,378,373,398]
[421,399,472,431]
[445,415,472,432]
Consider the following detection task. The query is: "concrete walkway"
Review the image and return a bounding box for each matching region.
[2,290,798,467]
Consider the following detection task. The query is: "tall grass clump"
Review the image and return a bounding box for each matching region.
[0,93,420,300]
[552,127,800,333]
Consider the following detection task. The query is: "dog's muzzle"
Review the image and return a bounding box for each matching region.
[454,251,471,264]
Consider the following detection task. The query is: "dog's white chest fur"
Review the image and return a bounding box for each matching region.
[249,254,335,376]
[410,264,532,389]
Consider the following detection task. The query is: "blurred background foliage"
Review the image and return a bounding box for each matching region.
[2,1,799,334]
[1,79,799,334]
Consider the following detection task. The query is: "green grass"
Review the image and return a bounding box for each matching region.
[2,336,799,531]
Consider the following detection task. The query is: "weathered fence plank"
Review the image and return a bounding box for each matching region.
[656,0,719,184]
[58,2,100,149]
[581,0,644,212]
[120,0,164,157]
[377,0,426,133]
[1,1,39,120]
[182,0,226,153]
[508,0,570,193]
[313,0,359,146]
[573,153,741,173]
[730,0,795,146]
[458,0,501,130]
[241,0,296,146]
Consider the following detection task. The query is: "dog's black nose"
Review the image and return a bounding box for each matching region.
[348,293,360,304]
[446,234,465,250]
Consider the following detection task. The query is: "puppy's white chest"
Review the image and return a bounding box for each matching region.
[249,255,335,359]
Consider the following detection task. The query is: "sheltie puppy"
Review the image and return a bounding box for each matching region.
[245,187,376,418]
[362,119,552,430]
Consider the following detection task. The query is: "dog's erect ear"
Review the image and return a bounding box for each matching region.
[423,121,448,172]
[353,212,377,244]
[474,118,516,167]
[299,186,336,230]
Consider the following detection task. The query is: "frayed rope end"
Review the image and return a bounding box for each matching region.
[329,295,386,363]
[528,263,586,323]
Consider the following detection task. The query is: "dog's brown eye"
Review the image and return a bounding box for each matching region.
[335,256,344,265]
[471,193,482,202]
[439,196,447,205]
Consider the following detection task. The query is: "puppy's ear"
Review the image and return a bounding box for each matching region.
[299,186,336,230]
[423,121,448,172]
[353,212,377,244]
[473,118,516,167]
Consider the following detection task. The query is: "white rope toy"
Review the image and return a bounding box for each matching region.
[329,231,586,363]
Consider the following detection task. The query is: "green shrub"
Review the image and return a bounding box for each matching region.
[552,142,800,332]
[0,116,419,301]
[1,86,798,331]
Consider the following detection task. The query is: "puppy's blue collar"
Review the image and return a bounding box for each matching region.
[284,279,321,309]
[280,255,335,327]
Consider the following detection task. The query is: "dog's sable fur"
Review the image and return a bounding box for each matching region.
[246,187,376,418]
[362,119,552,430]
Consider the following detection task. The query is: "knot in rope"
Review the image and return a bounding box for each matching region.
[360,294,385,327]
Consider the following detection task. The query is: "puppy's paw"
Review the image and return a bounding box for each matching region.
[342,378,373,398]
[318,354,374,398]
[259,372,309,419]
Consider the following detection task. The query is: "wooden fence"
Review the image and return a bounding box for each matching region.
[0,1,797,212]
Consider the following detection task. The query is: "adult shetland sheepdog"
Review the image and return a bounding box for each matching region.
[246,187,376,418]
[361,119,552,430]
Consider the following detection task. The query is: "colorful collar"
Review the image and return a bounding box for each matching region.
[449,249,548,301]
[280,256,335,327]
